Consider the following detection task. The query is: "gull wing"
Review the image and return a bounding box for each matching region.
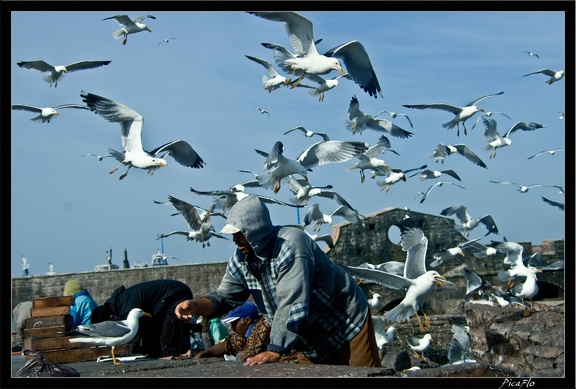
[149,140,205,169]
[341,265,413,290]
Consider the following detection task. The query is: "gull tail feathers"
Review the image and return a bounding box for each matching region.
[112,29,125,40]
[442,119,457,130]
[384,303,414,323]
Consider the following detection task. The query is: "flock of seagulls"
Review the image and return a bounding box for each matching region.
[12,11,564,362]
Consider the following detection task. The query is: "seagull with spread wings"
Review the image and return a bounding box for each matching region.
[403,91,505,136]
[440,205,499,237]
[412,168,461,182]
[255,139,368,193]
[345,135,397,183]
[156,196,229,248]
[189,186,303,216]
[245,55,288,93]
[283,125,330,141]
[12,103,89,123]
[102,14,156,45]
[428,143,487,169]
[527,147,564,159]
[345,96,413,138]
[523,68,564,84]
[303,202,364,231]
[17,59,111,87]
[489,180,554,194]
[417,181,466,204]
[248,12,383,98]
[482,118,546,158]
[374,109,414,128]
[342,219,449,331]
[81,90,205,180]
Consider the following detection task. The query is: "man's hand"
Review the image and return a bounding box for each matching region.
[174,299,196,323]
[244,351,281,366]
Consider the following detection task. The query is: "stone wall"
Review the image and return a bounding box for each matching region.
[11,262,228,310]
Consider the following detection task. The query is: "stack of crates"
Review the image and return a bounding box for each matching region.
[23,296,131,363]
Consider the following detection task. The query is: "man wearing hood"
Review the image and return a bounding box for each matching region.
[175,195,381,367]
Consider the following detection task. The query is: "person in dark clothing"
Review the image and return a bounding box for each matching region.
[91,279,193,358]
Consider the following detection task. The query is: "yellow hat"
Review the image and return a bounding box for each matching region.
[64,279,84,296]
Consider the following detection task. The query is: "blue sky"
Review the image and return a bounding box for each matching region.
[10,6,569,277]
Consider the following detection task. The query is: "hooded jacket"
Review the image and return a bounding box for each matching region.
[205,195,368,363]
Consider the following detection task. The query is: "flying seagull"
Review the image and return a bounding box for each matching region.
[189,186,303,215]
[156,196,229,248]
[303,203,363,231]
[283,125,330,141]
[470,110,513,130]
[345,96,413,138]
[482,118,546,158]
[403,91,505,136]
[522,51,540,58]
[440,205,499,237]
[248,12,383,98]
[81,90,205,180]
[412,168,461,182]
[527,148,564,160]
[11,103,89,123]
[374,109,414,128]
[374,164,427,192]
[157,37,179,46]
[300,73,352,102]
[489,181,554,194]
[16,60,112,88]
[245,55,288,93]
[82,153,113,161]
[256,139,368,193]
[345,136,395,183]
[463,267,522,307]
[102,14,156,45]
[342,219,450,331]
[523,68,564,85]
[69,308,151,364]
[418,181,466,204]
[257,108,270,117]
[428,143,487,169]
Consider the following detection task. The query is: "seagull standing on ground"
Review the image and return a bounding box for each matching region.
[408,334,432,360]
[69,308,151,364]
[248,12,383,98]
[17,60,112,88]
[81,90,205,180]
[102,14,156,45]
[523,68,564,84]
[403,91,505,136]
[12,103,89,123]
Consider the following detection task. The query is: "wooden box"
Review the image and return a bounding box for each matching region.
[24,295,132,363]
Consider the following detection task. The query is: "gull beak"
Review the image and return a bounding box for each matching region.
[337,65,345,76]
[144,312,152,317]
[435,275,447,287]
[459,252,465,257]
